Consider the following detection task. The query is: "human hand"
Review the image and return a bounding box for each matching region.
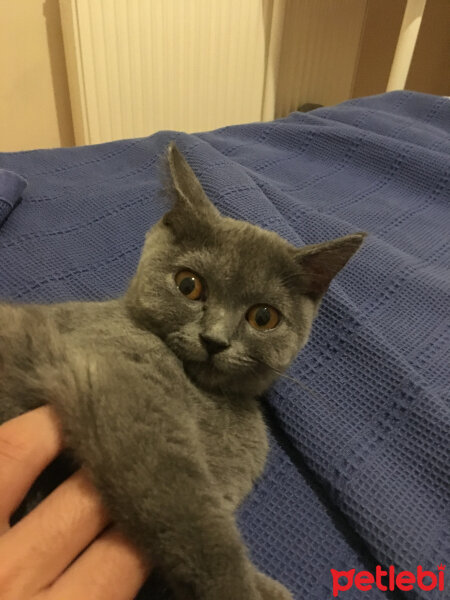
[0,406,150,599]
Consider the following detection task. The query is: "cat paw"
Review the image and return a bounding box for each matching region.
[255,572,294,600]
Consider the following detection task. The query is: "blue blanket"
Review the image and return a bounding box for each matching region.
[0,91,449,600]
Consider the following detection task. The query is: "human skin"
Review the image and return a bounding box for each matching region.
[0,407,150,600]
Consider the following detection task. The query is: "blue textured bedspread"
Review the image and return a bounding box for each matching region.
[0,91,449,599]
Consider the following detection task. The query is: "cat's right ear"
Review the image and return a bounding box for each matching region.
[294,232,366,300]
[163,142,220,234]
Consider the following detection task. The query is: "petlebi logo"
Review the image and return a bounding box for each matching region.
[330,564,446,597]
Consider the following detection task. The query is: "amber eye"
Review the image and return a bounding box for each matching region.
[246,305,280,331]
[175,270,204,300]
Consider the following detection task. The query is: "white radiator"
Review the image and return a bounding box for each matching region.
[60,0,270,144]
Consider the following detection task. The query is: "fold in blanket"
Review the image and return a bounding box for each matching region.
[0,91,448,600]
[0,169,27,227]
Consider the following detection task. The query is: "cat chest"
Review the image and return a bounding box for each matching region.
[196,400,269,504]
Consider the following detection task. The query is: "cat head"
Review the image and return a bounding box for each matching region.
[126,143,365,396]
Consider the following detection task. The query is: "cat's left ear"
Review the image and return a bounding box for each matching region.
[294,233,366,299]
[163,142,219,232]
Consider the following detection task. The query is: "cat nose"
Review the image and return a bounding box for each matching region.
[199,334,230,355]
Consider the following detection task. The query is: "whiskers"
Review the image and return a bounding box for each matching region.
[218,354,257,375]
[249,354,322,402]
[224,355,255,367]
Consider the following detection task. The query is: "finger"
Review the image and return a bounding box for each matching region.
[0,470,110,594]
[43,527,150,600]
[0,406,63,520]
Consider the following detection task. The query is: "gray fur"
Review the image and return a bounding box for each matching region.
[0,143,365,599]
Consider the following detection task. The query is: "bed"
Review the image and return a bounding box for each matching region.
[0,90,448,600]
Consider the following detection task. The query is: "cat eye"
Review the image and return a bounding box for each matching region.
[175,270,204,300]
[246,305,280,331]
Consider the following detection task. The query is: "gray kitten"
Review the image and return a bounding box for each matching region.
[0,143,365,600]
